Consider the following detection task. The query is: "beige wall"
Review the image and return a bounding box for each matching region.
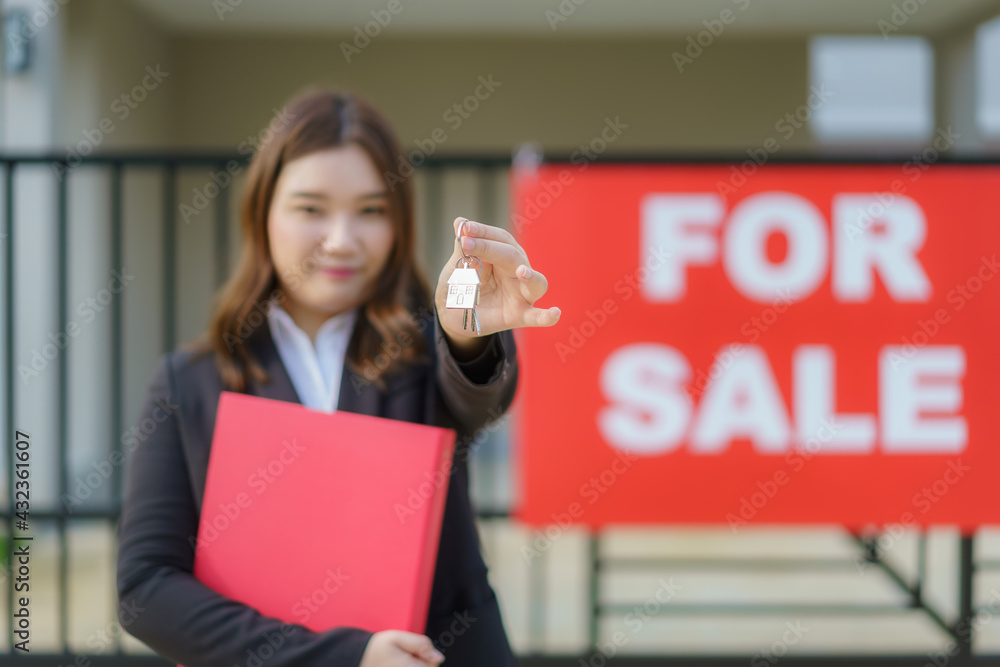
[166,34,815,155]
[61,0,174,149]
[38,2,1000,158]
[54,6,819,156]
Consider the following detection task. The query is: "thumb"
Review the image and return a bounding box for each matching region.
[521,305,561,328]
[391,632,445,663]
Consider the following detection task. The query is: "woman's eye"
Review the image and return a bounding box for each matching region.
[296,205,321,215]
[361,207,387,215]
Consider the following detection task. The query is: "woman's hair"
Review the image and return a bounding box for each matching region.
[190,88,432,392]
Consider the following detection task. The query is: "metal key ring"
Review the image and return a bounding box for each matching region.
[454,255,483,273]
[456,218,474,263]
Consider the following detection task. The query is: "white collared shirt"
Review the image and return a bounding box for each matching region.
[266,299,358,412]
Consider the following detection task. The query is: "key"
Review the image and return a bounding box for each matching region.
[446,258,482,335]
[449,219,484,335]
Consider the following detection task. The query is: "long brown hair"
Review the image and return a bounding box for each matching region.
[190,88,432,392]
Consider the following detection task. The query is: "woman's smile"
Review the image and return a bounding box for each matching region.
[319,267,359,279]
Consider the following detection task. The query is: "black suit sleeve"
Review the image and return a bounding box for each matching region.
[453,330,503,385]
[116,353,373,667]
[433,306,518,434]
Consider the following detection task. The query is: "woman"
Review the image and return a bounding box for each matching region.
[115,88,560,667]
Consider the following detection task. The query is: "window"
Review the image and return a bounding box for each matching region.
[976,15,1000,137]
[809,36,934,142]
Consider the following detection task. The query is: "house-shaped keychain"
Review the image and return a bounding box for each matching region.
[447,260,482,333]
[446,264,480,309]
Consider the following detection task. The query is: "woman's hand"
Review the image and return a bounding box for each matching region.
[435,216,560,357]
[359,630,445,666]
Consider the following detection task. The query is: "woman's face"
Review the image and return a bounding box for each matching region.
[267,144,395,334]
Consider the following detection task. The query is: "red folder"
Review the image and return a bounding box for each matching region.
[189,391,454,638]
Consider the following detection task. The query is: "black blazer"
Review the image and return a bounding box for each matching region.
[116,308,520,666]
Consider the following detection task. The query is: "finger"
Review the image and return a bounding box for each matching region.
[459,236,524,273]
[453,217,523,253]
[520,305,561,328]
[422,648,445,665]
[402,649,443,666]
[408,655,443,667]
[516,264,549,304]
[392,632,443,661]
[396,636,445,665]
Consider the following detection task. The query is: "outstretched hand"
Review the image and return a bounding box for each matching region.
[435,216,560,356]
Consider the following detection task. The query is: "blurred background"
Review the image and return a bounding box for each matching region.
[2,0,1000,664]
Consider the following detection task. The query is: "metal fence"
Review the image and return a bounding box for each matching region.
[1,153,998,666]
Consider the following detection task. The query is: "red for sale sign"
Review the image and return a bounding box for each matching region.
[512,163,1000,532]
